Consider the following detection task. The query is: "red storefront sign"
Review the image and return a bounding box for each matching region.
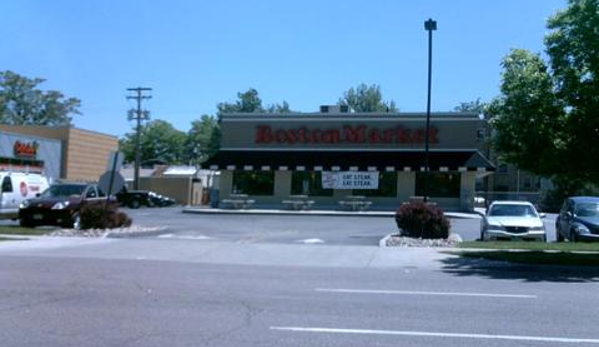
[255,125,439,145]
[13,140,39,159]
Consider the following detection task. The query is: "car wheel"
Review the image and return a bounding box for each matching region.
[569,229,578,242]
[129,199,141,209]
[556,228,564,242]
[19,218,35,228]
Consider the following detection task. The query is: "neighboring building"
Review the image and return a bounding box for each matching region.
[0,125,118,182]
[203,110,495,211]
[0,130,62,182]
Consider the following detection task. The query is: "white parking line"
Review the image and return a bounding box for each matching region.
[315,288,537,299]
[297,238,325,244]
[270,327,599,344]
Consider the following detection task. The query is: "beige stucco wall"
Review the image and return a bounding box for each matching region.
[65,128,118,181]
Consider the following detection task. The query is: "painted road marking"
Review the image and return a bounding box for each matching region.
[270,327,599,344]
[297,238,325,244]
[157,234,213,240]
[315,288,536,299]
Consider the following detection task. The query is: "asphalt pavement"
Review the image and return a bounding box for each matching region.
[0,250,598,347]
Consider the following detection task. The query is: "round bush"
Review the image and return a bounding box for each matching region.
[80,202,132,230]
[395,201,450,239]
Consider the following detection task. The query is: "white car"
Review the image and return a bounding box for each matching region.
[481,201,547,242]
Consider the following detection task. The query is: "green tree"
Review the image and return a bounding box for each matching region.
[454,98,487,114]
[545,0,599,183]
[217,88,293,114]
[120,120,186,165]
[217,88,265,113]
[0,70,81,126]
[489,49,566,178]
[490,0,599,187]
[265,100,292,113]
[185,115,220,164]
[338,83,398,112]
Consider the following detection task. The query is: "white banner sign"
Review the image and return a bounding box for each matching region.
[321,171,379,189]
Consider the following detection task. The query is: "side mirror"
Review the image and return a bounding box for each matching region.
[539,213,546,219]
[566,211,573,218]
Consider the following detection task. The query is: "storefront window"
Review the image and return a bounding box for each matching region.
[359,172,397,197]
[415,172,460,198]
[232,171,274,195]
[291,172,333,196]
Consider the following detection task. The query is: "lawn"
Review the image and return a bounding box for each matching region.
[459,241,599,252]
[0,225,54,236]
[454,241,599,266]
[455,250,599,266]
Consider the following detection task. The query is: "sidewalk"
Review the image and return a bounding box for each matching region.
[0,236,455,270]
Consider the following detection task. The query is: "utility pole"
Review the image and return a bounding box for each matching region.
[126,87,152,190]
[423,18,437,202]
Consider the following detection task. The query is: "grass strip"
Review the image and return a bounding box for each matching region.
[458,250,599,266]
[0,226,53,236]
[459,241,599,252]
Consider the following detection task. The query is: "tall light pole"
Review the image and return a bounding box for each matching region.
[127,87,152,190]
[423,18,437,202]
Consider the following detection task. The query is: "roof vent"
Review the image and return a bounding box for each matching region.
[319,105,351,113]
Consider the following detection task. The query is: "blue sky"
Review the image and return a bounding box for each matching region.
[2,0,566,137]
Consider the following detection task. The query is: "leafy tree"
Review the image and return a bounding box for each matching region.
[217,88,264,113]
[217,88,293,114]
[266,100,292,113]
[490,0,599,187]
[454,98,487,114]
[338,83,398,112]
[545,0,599,183]
[0,70,81,126]
[489,49,567,178]
[185,115,220,164]
[120,120,186,165]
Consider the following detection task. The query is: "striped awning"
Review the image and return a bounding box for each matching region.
[202,150,494,172]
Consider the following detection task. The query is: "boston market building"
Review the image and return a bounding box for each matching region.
[204,110,494,211]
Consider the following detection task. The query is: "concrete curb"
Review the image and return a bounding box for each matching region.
[182,207,481,219]
[105,227,170,239]
[379,234,393,247]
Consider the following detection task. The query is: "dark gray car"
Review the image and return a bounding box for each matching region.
[555,196,599,242]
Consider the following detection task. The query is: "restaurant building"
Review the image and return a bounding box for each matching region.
[203,109,494,211]
[0,125,118,182]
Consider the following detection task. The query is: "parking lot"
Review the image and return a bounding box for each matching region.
[122,207,558,245]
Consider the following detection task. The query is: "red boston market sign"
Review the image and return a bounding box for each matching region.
[255,125,439,145]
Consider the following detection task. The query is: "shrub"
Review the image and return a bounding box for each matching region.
[79,201,132,230]
[395,201,450,239]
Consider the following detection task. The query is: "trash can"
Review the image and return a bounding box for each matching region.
[209,189,220,208]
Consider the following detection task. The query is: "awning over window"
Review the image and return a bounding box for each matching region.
[202,150,495,172]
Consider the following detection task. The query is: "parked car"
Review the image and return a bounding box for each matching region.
[480,201,547,241]
[115,187,153,209]
[148,191,176,207]
[18,183,105,228]
[0,171,50,220]
[114,187,176,208]
[556,196,599,242]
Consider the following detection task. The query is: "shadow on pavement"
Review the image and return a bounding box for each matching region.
[439,253,599,283]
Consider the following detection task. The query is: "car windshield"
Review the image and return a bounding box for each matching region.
[489,204,538,217]
[40,185,86,198]
[575,202,599,217]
